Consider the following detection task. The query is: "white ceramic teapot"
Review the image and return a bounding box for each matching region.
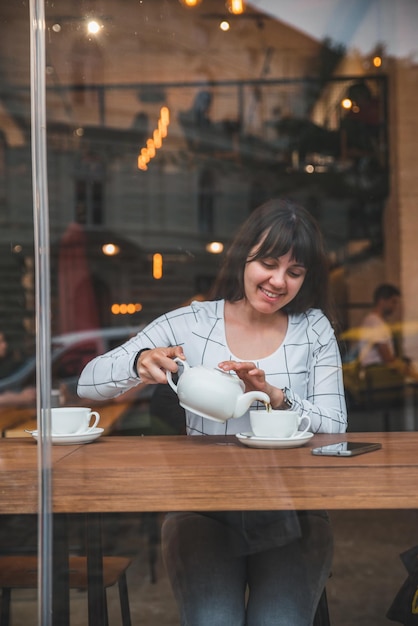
[166,358,270,422]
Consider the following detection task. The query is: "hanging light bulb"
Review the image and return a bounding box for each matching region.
[87,20,102,34]
[226,0,245,14]
[178,0,202,7]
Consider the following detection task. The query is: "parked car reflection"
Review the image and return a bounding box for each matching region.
[0,326,145,401]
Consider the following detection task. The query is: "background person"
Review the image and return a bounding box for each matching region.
[356,283,418,378]
[0,331,36,407]
[78,198,347,626]
[357,283,401,368]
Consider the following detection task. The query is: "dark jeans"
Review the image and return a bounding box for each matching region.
[162,510,333,626]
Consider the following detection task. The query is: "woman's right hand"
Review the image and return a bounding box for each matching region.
[136,347,185,384]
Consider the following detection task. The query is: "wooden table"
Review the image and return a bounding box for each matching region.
[1,431,418,514]
[1,431,418,625]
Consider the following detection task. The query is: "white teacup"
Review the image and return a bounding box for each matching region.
[51,407,100,436]
[249,410,311,439]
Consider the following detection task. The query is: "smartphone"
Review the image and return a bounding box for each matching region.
[311,442,382,456]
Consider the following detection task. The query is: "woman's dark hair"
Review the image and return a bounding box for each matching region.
[210,198,331,316]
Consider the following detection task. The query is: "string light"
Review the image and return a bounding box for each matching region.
[146,138,156,158]
[137,107,170,171]
[111,303,143,315]
[226,0,245,14]
[178,0,245,10]
[153,129,162,149]
[178,0,202,6]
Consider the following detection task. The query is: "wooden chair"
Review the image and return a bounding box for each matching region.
[0,408,36,437]
[0,554,132,626]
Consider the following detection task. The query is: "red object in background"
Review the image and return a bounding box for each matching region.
[58,222,101,334]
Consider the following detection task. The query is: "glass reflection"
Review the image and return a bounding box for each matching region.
[0,0,418,623]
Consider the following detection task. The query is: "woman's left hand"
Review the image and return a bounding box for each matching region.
[218,360,266,391]
[218,360,283,408]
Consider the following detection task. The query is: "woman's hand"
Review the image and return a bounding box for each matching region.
[218,360,266,391]
[137,347,185,384]
[218,360,284,408]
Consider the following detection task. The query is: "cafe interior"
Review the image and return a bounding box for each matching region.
[1,0,418,624]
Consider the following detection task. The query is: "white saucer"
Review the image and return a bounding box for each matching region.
[236,431,314,449]
[31,427,104,446]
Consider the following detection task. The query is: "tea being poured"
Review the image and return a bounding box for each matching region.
[166,358,270,422]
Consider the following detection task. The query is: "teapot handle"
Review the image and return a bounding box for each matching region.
[166,357,189,394]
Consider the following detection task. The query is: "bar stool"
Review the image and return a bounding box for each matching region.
[0,554,132,626]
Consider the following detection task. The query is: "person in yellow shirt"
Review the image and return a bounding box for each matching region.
[357,284,418,381]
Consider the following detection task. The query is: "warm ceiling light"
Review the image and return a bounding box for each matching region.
[178,0,202,6]
[206,241,224,254]
[152,253,163,279]
[87,20,101,34]
[220,21,230,31]
[341,98,352,109]
[102,243,120,256]
[226,0,245,14]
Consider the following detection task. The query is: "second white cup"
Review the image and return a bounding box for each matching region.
[51,407,100,435]
[249,410,311,439]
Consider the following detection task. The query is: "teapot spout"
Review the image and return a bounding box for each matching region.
[232,391,271,418]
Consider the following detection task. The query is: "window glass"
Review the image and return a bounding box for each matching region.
[1,1,418,624]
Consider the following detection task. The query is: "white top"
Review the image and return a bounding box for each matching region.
[78,300,347,435]
[357,311,394,367]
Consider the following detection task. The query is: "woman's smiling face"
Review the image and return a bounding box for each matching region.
[243,248,307,315]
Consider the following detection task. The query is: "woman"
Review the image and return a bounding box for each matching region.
[78,198,347,625]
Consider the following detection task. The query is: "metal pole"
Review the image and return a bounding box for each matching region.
[29,0,53,624]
